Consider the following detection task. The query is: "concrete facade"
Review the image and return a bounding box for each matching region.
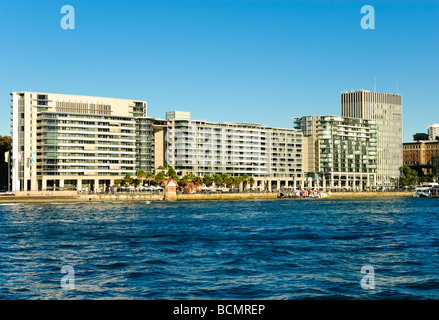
[11,91,146,192]
[340,90,402,187]
[135,117,167,172]
[165,111,306,186]
[428,124,439,141]
[294,115,377,190]
[403,140,439,175]
[10,90,397,194]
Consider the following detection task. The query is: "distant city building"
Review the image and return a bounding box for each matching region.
[403,140,439,176]
[9,92,309,192]
[294,115,377,190]
[10,92,146,192]
[413,133,429,141]
[340,90,402,187]
[9,89,407,192]
[428,124,439,141]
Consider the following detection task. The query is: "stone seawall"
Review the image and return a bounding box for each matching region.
[13,191,78,197]
[81,194,163,202]
[0,196,82,203]
[330,192,412,198]
[177,193,278,201]
[0,194,163,203]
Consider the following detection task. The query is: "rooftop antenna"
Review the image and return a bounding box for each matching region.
[374,77,376,92]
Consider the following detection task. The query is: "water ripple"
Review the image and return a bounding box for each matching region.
[1,198,438,299]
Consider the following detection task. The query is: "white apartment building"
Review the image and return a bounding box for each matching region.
[165,111,306,190]
[10,92,146,192]
[428,124,439,141]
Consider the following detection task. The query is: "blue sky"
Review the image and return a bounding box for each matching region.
[1,0,438,141]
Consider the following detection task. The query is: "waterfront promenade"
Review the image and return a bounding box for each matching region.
[0,191,412,203]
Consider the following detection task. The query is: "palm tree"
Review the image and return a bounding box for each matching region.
[235,176,244,191]
[221,173,230,187]
[123,174,133,185]
[167,166,178,180]
[192,175,202,185]
[136,169,146,186]
[242,174,250,189]
[213,174,223,187]
[203,174,213,186]
[146,171,154,186]
[132,178,141,187]
[249,177,255,189]
[179,175,190,187]
[224,175,234,188]
[114,179,124,187]
[232,176,238,189]
[154,171,166,184]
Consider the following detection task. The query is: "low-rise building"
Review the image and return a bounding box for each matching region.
[403,140,439,176]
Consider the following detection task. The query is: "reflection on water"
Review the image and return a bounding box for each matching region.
[0,198,438,299]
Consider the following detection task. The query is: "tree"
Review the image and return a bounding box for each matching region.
[203,174,213,186]
[167,166,178,180]
[154,171,166,184]
[236,176,244,188]
[230,176,240,190]
[132,178,141,187]
[400,165,419,186]
[187,173,197,182]
[242,174,250,186]
[248,177,255,188]
[136,169,146,185]
[0,135,11,152]
[123,174,133,185]
[192,175,202,185]
[213,174,222,186]
[433,157,439,179]
[146,171,154,185]
[0,135,12,191]
[114,179,124,186]
[179,174,191,187]
[223,175,233,188]
[221,173,230,187]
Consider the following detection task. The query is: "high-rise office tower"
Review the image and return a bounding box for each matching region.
[340,90,402,187]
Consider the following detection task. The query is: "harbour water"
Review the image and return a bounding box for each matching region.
[0,197,438,299]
